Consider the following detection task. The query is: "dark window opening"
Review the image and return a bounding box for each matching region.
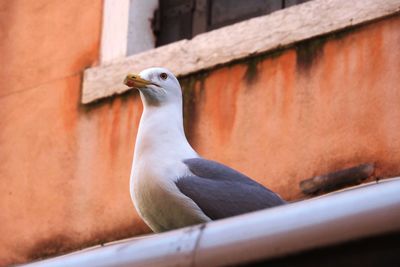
[153,0,310,47]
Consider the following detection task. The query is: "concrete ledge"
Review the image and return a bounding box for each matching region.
[82,0,400,104]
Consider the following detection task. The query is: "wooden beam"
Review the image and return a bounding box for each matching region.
[300,163,375,195]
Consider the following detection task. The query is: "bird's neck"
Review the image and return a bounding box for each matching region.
[134,103,197,162]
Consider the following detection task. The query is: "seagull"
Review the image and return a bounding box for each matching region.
[124,67,286,232]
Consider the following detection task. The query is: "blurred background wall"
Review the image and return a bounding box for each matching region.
[0,1,149,265]
[0,0,399,266]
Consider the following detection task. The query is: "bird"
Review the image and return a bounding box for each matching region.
[124,67,286,233]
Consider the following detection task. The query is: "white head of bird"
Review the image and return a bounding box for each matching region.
[124,67,182,107]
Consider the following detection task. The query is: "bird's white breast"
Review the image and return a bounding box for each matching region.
[130,105,210,232]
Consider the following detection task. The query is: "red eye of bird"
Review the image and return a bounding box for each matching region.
[160,73,168,80]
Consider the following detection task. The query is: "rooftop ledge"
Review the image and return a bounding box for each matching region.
[24,178,400,266]
[82,0,400,104]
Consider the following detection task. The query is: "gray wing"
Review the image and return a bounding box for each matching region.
[175,158,286,220]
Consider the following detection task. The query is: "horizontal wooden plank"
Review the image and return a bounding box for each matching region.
[82,0,400,104]
[300,163,375,195]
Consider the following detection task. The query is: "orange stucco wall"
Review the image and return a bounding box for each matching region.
[0,1,149,265]
[1,0,399,265]
[182,15,400,199]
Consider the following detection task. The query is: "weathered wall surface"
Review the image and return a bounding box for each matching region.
[0,1,145,266]
[182,15,400,199]
[0,1,399,265]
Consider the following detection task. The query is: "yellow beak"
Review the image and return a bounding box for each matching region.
[124,73,155,88]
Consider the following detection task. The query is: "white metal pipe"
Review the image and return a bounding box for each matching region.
[24,178,400,267]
